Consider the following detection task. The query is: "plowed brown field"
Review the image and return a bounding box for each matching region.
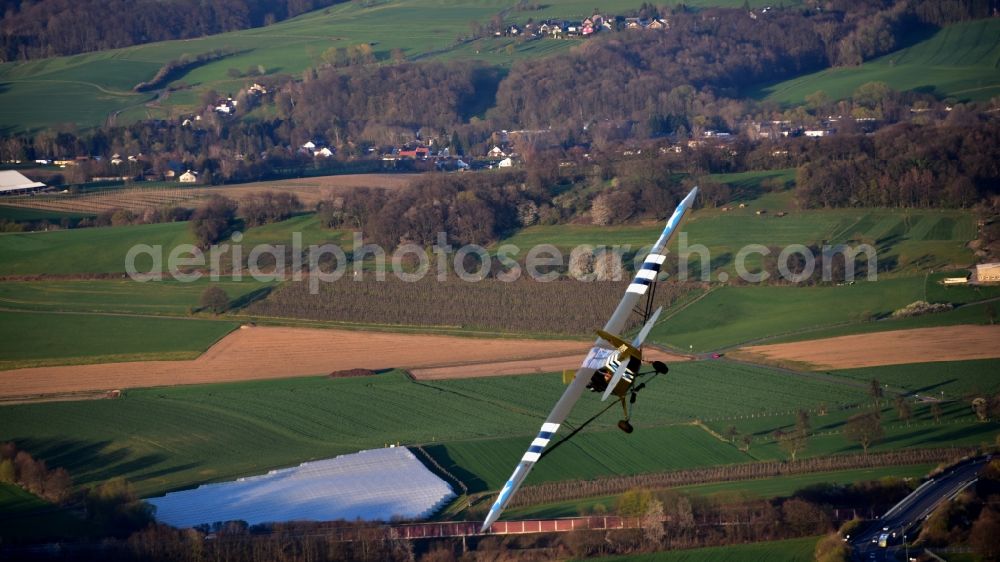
[0,326,590,398]
[739,325,1000,370]
[2,173,418,214]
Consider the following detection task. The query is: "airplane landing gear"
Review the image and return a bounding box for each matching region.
[618,419,634,433]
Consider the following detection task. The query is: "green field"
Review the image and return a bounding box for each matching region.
[0,0,786,132]
[0,483,96,542]
[425,425,751,493]
[0,213,340,276]
[0,310,237,370]
[4,358,985,500]
[588,536,819,562]
[0,221,193,276]
[828,359,1000,398]
[508,463,933,518]
[500,205,975,277]
[0,279,274,315]
[754,19,1000,104]
[436,360,868,426]
[0,360,871,496]
[704,395,998,462]
[0,205,88,222]
[649,277,927,352]
[759,299,997,345]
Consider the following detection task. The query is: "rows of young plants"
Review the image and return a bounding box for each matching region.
[246,277,697,335]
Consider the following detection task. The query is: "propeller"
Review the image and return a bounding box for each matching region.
[631,306,663,348]
[601,358,629,402]
[601,307,663,402]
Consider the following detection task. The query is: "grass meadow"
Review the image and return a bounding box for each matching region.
[0,279,274,315]
[500,200,976,277]
[0,205,88,222]
[0,310,237,370]
[753,19,1000,104]
[2,359,989,499]
[0,213,340,276]
[828,358,1000,398]
[647,277,927,352]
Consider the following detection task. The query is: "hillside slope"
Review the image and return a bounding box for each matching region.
[754,18,1000,103]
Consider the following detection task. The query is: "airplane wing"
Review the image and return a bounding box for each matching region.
[480,186,699,532]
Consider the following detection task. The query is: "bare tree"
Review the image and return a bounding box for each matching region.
[845,411,883,454]
[930,402,942,424]
[200,286,230,315]
[894,396,912,426]
[868,378,884,407]
[972,397,989,421]
[796,409,811,434]
[776,428,807,461]
[724,425,738,444]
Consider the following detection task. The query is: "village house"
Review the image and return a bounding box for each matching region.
[214,97,238,115]
[624,17,648,29]
[646,18,668,30]
[179,170,199,183]
[487,146,507,159]
[398,146,430,160]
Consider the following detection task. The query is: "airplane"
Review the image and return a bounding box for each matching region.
[481,186,699,533]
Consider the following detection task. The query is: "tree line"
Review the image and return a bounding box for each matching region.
[0,441,154,542]
[796,121,1000,208]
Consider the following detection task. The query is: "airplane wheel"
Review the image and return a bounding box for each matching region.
[618,420,634,433]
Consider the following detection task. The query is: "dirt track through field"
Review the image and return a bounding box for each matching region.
[739,325,1000,370]
[0,326,594,398]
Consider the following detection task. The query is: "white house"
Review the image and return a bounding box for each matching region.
[487,146,506,159]
[179,170,198,183]
[314,147,334,158]
[498,157,514,168]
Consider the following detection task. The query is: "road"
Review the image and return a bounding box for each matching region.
[851,455,990,561]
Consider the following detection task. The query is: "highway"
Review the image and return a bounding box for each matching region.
[851,455,990,561]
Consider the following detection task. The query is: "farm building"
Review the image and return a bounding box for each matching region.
[974,262,1000,284]
[178,170,198,183]
[0,170,46,195]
